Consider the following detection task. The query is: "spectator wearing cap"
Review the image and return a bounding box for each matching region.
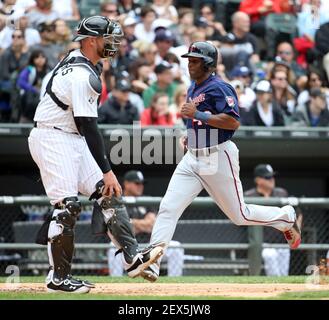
[218,11,260,73]
[122,16,138,52]
[27,0,59,29]
[230,65,256,111]
[142,61,178,108]
[242,80,285,126]
[30,21,62,69]
[141,92,175,126]
[245,163,300,276]
[291,88,329,127]
[154,29,175,63]
[98,79,140,125]
[108,170,184,277]
[134,5,156,43]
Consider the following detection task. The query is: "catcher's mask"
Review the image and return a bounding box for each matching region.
[74,16,124,58]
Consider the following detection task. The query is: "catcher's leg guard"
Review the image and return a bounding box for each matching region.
[89,180,139,264]
[47,197,81,284]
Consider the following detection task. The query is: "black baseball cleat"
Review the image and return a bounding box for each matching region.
[67,275,95,288]
[126,243,164,278]
[47,276,92,293]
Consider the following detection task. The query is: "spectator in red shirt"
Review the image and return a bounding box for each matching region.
[141,92,175,126]
[239,0,293,37]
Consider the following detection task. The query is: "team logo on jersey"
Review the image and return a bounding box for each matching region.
[225,96,235,107]
[192,93,205,104]
[88,96,95,104]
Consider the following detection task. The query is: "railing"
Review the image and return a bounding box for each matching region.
[2,195,329,208]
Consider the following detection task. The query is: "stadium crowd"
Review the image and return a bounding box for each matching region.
[0,0,329,127]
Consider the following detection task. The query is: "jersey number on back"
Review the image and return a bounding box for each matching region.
[62,67,73,76]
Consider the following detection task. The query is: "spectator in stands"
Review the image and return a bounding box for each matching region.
[154,29,175,63]
[170,8,194,47]
[142,61,178,108]
[276,42,306,79]
[297,68,329,107]
[27,0,58,28]
[98,78,140,125]
[52,0,80,21]
[141,92,175,126]
[291,87,329,127]
[0,15,41,51]
[297,0,329,42]
[53,19,72,50]
[134,5,156,43]
[129,59,153,96]
[151,0,178,25]
[169,84,187,126]
[242,79,285,126]
[315,22,329,83]
[219,11,260,73]
[117,0,141,18]
[100,1,119,20]
[30,21,62,69]
[122,16,137,53]
[245,163,301,276]
[197,3,227,41]
[132,41,158,70]
[270,68,297,123]
[229,65,256,111]
[0,29,29,121]
[16,49,48,123]
[239,0,293,37]
[108,170,184,277]
[110,37,133,79]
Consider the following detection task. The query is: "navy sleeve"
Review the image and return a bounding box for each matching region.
[74,117,111,173]
[214,83,240,120]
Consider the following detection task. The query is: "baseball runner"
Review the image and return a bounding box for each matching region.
[136,41,302,281]
[28,16,162,293]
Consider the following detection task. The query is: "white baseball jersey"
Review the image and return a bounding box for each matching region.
[29,49,103,205]
[34,49,100,134]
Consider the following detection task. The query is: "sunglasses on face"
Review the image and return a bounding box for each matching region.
[278,50,292,55]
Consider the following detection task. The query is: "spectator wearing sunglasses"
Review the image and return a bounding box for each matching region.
[276,42,306,79]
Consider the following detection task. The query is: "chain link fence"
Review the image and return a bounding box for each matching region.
[0,196,328,277]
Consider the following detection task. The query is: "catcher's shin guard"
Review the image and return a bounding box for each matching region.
[48,197,81,283]
[90,180,139,264]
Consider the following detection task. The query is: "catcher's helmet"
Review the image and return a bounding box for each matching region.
[181,41,218,70]
[73,16,123,58]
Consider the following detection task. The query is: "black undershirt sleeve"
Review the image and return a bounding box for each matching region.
[74,116,111,173]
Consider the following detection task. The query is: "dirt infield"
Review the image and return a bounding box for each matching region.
[1,282,329,298]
